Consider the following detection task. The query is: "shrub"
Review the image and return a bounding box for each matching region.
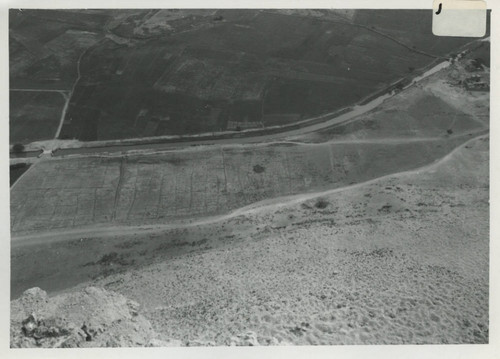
[314,198,329,209]
[253,164,265,174]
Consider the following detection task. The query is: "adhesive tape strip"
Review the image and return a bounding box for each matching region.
[432,0,487,37]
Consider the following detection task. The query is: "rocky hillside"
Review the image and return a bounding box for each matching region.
[10,286,181,348]
[11,286,265,347]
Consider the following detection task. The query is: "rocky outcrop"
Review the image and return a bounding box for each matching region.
[10,287,175,348]
[11,287,290,347]
[229,331,260,346]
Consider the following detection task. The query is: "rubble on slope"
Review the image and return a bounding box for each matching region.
[10,286,180,348]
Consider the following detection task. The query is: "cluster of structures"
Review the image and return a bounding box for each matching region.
[447,49,490,92]
[463,74,490,92]
[459,58,490,92]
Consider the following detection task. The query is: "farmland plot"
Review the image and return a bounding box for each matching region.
[9,91,66,144]
[11,136,469,235]
[51,9,477,140]
[9,10,108,89]
[352,10,487,56]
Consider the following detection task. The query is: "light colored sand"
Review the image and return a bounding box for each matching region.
[82,135,489,345]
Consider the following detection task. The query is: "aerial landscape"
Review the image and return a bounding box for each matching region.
[9,9,490,347]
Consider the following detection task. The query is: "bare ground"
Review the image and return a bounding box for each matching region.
[12,134,489,345]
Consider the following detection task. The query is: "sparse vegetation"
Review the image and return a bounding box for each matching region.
[253,164,265,174]
[314,198,330,209]
[96,252,130,266]
[378,204,392,213]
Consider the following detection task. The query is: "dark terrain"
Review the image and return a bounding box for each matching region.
[10,9,480,142]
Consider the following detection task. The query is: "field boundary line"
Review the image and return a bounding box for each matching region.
[10,161,38,191]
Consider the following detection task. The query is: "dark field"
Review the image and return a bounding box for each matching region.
[10,9,481,142]
[9,9,105,89]
[10,163,31,187]
[9,91,66,144]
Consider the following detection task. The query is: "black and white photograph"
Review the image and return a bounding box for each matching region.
[4,1,498,355]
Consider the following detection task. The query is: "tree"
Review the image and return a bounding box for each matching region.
[12,143,25,153]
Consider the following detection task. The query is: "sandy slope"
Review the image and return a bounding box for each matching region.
[72,135,489,345]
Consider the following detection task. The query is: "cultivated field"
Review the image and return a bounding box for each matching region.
[9,9,105,143]
[11,9,480,142]
[9,135,470,235]
[10,54,489,235]
[352,10,487,55]
[9,91,66,144]
[9,9,106,89]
